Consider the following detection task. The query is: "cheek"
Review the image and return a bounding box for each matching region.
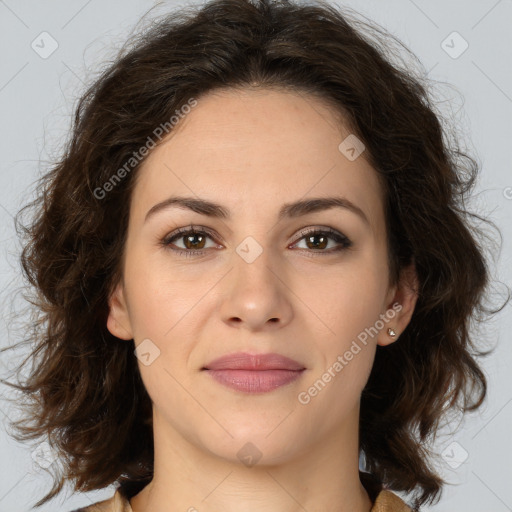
[293,257,388,340]
[124,253,209,341]
[294,255,387,397]
[126,267,202,417]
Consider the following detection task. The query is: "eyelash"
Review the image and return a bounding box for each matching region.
[159,224,353,257]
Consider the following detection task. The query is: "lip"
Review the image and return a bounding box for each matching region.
[202,352,306,393]
[203,352,305,371]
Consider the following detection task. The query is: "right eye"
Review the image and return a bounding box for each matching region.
[160,225,221,256]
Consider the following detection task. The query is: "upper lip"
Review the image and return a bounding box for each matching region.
[203,352,305,371]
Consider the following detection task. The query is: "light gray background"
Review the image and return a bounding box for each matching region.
[0,1,511,511]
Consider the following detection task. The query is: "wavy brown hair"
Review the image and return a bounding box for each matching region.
[1,0,507,510]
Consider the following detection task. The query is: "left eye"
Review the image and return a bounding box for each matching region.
[291,229,352,252]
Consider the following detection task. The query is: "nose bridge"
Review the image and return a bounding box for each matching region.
[219,233,293,330]
[232,233,278,297]
[233,236,276,287]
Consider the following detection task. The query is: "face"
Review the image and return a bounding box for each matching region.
[107,87,417,465]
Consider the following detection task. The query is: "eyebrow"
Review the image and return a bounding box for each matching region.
[144,195,370,226]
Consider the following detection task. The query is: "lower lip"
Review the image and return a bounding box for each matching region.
[204,369,305,393]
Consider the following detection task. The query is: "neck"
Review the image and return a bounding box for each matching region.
[130,409,373,512]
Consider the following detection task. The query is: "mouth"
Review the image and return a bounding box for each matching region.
[202,368,306,393]
[202,352,306,393]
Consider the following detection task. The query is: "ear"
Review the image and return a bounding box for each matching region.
[106,280,133,340]
[377,261,419,347]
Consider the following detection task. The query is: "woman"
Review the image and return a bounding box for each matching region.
[1,0,503,510]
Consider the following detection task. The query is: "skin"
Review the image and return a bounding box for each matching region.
[107,87,418,512]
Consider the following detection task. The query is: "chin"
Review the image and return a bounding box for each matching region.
[200,427,304,466]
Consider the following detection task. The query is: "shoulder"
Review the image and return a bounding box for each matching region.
[66,488,132,512]
[371,489,413,512]
[68,485,411,512]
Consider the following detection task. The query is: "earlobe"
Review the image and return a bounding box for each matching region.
[106,281,133,340]
[378,262,419,347]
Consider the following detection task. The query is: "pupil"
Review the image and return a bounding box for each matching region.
[185,234,205,249]
[308,235,327,249]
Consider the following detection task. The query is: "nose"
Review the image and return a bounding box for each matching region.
[219,245,294,332]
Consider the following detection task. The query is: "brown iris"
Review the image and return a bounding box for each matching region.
[305,234,328,250]
[183,232,207,250]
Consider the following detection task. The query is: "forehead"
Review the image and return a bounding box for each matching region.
[131,87,385,234]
